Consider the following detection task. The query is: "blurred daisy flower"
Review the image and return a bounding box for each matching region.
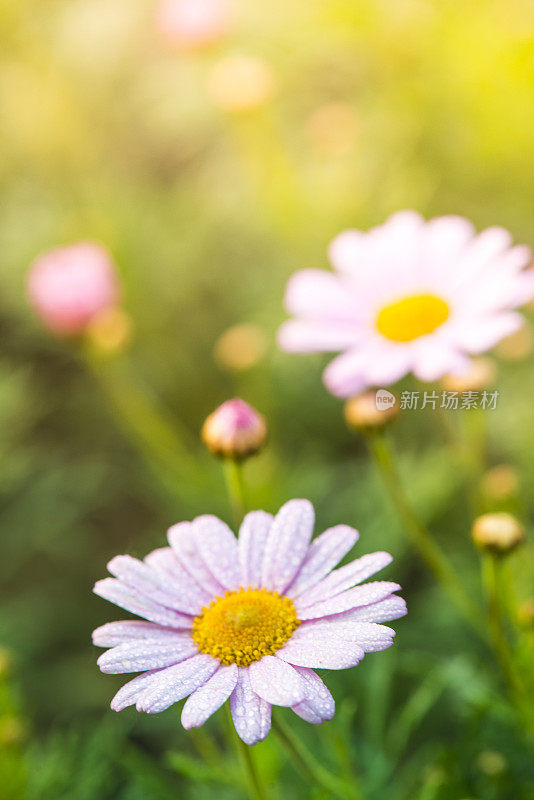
[28,242,119,336]
[278,211,534,398]
[93,499,405,744]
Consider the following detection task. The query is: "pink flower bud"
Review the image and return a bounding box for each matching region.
[156,0,231,50]
[27,242,120,336]
[201,398,267,459]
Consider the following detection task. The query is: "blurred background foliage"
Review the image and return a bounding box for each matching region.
[1,0,534,797]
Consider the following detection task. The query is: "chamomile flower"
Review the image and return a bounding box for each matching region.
[93,500,405,744]
[278,211,534,397]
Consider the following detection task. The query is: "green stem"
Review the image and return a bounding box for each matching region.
[226,705,269,800]
[365,430,482,633]
[84,352,205,500]
[481,553,526,706]
[271,715,360,799]
[224,458,247,527]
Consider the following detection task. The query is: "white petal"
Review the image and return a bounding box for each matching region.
[230,668,271,745]
[168,522,225,598]
[291,667,335,723]
[276,629,365,669]
[248,656,306,706]
[144,547,212,613]
[92,621,180,648]
[136,654,219,714]
[330,594,407,624]
[296,552,393,608]
[238,511,273,588]
[193,515,240,591]
[287,525,359,599]
[261,500,315,592]
[107,554,205,616]
[93,578,192,629]
[296,581,402,621]
[98,637,198,674]
[298,619,396,652]
[181,664,238,729]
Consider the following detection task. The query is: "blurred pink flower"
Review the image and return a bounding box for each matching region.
[93,499,405,744]
[278,211,534,397]
[28,242,119,336]
[156,0,231,50]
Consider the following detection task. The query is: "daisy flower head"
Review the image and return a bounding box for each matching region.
[93,500,405,744]
[278,211,534,398]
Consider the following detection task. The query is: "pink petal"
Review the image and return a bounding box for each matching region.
[457,226,513,281]
[107,554,205,616]
[97,636,197,674]
[92,621,181,648]
[296,581,402,621]
[193,515,240,591]
[296,552,393,608]
[238,510,274,588]
[299,620,395,652]
[447,312,523,354]
[330,594,407,624]
[136,654,219,714]
[181,664,238,729]
[261,499,315,593]
[144,547,212,612]
[420,215,475,282]
[276,629,365,669]
[168,522,225,598]
[328,230,366,274]
[248,655,306,706]
[93,578,193,629]
[277,319,363,354]
[411,340,470,382]
[287,525,359,599]
[283,269,357,319]
[110,669,162,711]
[230,668,271,745]
[323,344,411,398]
[291,667,335,724]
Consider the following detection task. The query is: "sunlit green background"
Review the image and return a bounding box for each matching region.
[1,0,534,798]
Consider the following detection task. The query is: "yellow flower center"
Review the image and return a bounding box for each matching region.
[376,294,449,342]
[192,588,300,667]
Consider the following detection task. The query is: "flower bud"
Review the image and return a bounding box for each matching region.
[471,512,525,555]
[344,390,399,432]
[28,242,119,336]
[156,0,231,50]
[201,398,267,459]
[207,56,276,112]
[441,357,496,393]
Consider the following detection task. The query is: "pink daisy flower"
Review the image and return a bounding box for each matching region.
[93,499,405,745]
[278,211,534,398]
